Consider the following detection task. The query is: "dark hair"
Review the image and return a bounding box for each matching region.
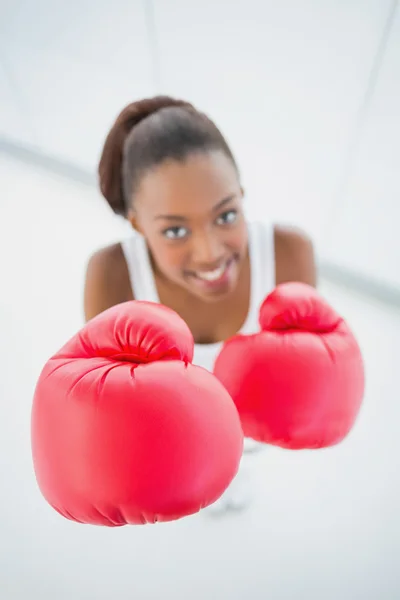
[98,95,238,217]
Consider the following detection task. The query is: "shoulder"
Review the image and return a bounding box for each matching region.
[274,224,317,287]
[84,242,133,321]
[86,242,126,275]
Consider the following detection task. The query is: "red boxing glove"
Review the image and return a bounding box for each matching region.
[31,301,243,526]
[214,283,365,450]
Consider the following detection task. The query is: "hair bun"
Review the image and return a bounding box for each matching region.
[98,96,194,216]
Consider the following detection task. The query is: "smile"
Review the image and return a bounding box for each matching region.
[195,262,229,281]
[187,256,236,286]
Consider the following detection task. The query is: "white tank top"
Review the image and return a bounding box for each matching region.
[121,220,276,372]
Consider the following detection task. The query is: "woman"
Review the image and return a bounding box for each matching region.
[84,95,317,513]
[85,96,316,334]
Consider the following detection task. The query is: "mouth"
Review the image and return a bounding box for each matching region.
[195,261,230,282]
[186,256,237,288]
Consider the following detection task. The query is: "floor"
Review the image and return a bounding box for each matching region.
[1,154,399,599]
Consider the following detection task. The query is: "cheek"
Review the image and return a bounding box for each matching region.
[227,221,248,252]
[149,239,186,275]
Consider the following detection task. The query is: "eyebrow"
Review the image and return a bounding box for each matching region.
[154,195,236,221]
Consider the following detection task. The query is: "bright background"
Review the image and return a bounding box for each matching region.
[1,1,399,598]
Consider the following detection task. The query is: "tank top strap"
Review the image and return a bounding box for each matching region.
[120,231,159,302]
[242,220,276,334]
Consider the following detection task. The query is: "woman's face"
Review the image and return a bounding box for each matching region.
[129,150,248,302]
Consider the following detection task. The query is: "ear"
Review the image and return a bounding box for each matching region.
[127,210,143,235]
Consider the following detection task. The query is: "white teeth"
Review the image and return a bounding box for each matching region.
[196,264,226,281]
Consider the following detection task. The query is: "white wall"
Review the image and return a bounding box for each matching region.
[0,0,156,170]
[153,0,394,252]
[324,3,400,288]
[0,58,37,147]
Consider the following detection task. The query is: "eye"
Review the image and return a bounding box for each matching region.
[216,209,238,226]
[162,226,189,240]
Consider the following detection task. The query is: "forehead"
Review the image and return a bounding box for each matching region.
[135,151,239,217]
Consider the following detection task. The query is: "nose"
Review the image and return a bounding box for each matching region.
[191,231,225,269]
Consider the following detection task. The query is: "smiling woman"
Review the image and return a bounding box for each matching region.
[80,96,320,517]
[84,95,316,353]
[41,94,322,520]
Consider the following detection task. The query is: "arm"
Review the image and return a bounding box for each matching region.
[84,243,132,322]
[275,225,317,288]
